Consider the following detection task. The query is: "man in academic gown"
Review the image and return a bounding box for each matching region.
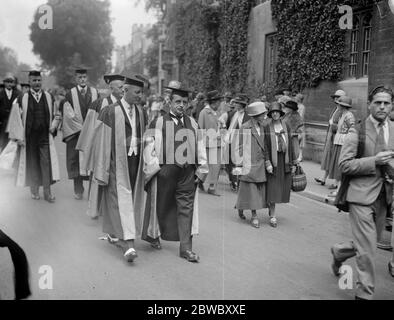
[61,67,98,200]
[0,74,21,151]
[7,70,60,202]
[76,74,125,219]
[92,76,147,263]
[142,85,208,263]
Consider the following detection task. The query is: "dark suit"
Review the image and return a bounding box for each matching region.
[333,116,394,300]
[0,88,20,150]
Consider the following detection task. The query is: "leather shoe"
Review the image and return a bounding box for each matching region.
[124,248,138,263]
[44,194,56,203]
[31,193,40,200]
[389,262,394,278]
[74,193,83,200]
[331,247,342,277]
[180,250,200,263]
[151,239,162,250]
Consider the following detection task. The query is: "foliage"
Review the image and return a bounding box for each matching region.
[145,24,160,78]
[271,0,350,90]
[218,0,254,93]
[30,0,114,88]
[174,1,221,92]
[0,44,32,82]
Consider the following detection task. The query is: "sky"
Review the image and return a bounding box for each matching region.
[0,0,157,68]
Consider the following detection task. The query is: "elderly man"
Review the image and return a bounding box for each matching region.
[331,86,394,300]
[92,76,147,263]
[76,74,125,219]
[198,90,223,196]
[0,73,21,151]
[7,70,60,202]
[143,85,208,263]
[61,66,99,200]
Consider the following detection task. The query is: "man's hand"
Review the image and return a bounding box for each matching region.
[266,165,273,174]
[375,151,394,166]
[291,165,297,175]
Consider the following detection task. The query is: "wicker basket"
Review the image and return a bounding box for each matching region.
[291,164,307,192]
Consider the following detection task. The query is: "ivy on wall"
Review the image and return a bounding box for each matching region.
[173,0,255,94]
[271,0,349,90]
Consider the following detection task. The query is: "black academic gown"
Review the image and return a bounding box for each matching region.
[62,87,95,179]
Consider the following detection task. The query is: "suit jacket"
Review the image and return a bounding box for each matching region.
[339,117,394,206]
[198,105,221,148]
[237,120,268,183]
[0,88,20,126]
[226,110,250,130]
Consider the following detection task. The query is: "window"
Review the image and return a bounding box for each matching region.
[346,10,372,79]
[264,33,278,85]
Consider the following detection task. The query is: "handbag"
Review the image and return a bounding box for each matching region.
[291,164,307,192]
[0,140,19,171]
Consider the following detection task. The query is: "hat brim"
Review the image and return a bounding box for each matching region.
[338,102,352,108]
[267,110,285,118]
[207,96,223,102]
[248,111,267,117]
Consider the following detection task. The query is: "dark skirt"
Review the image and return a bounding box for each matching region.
[266,152,291,204]
[321,130,334,172]
[236,181,267,211]
[328,144,342,181]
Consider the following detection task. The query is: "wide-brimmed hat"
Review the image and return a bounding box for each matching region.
[206,90,223,102]
[267,102,285,118]
[331,89,346,99]
[284,100,299,111]
[337,96,352,108]
[247,102,268,117]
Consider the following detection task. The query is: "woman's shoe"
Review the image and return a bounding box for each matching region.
[328,184,338,190]
[238,211,246,220]
[269,217,278,228]
[314,178,326,186]
[251,217,260,228]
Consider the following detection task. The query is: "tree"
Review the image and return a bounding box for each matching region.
[0,45,18,77]
[30,0,114,88]
[144,24,160,78]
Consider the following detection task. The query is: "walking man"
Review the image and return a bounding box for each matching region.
[331,86,394,300]
[92,76,146,263]
[7,70,60,202]
[142,85,208,263]
[61,67,98,200]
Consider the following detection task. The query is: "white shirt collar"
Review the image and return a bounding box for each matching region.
[5,88,12,99]
[78,85,87,92]
[110,94,117,102]
[369,114,388,129]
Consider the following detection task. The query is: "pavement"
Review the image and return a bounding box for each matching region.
[0,141,393,300]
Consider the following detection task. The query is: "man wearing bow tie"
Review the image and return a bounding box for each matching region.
[142,85,208,263]
[92,76,147,263]
[7,70,60,202]
[61,67,98,200]
[0,74,21,151]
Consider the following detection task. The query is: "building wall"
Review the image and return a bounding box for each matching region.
[247,1,276,86]
[369,2,394,92]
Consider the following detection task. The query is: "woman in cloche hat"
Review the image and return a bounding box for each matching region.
[327,95,355,198]
[234,102,269,228]
[264,102,297,228]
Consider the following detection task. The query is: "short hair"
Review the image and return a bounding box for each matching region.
[368,86,394,102]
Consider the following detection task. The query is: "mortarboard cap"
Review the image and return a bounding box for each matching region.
[164,85,190,98]
[135,74,151,89]
[103,74,125,84]
[73,66,91,74]
[124,76,144,88]
[24,70,43,77]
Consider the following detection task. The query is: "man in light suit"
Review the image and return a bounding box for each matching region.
[198,90,222,196]
[330,86,394,300]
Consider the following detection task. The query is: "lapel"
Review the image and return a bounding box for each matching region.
[365,117,377,150]
[248,121,265,151]
[388,120,394,151]
[118,100,131,129]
